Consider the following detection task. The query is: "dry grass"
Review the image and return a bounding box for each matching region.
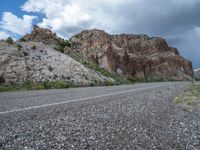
[174,84,200,107]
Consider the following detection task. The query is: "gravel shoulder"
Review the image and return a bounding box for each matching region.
[0,82,199,149]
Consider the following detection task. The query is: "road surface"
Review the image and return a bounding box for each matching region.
[0,82,200,149]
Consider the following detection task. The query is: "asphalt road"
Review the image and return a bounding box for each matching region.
[0,82,200,149]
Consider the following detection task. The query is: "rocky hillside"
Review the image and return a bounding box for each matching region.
[194,68,200,81]
[0,26,194,87]
[0,41,113,86]
[70,29,193,81]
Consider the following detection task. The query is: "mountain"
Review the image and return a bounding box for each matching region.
[0,39,113,86]
[194,68,200,81]
[0,26,194,87]
[70,29,193,81]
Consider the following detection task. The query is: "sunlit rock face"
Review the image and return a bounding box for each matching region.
[70,29,193,81]
[0,41,112,85]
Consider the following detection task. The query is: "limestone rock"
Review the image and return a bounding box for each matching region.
[0,41,112,85]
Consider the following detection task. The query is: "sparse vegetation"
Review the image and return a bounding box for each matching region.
[6,37,14,44]
[174,84,200,107]
[127,77,141,82]
[48,65,54,72]
[31,45,36,50]
[0,86,11,92]
[0,76,5,84]
[0,80,75,92]
[55,39,71,53]
[65,50,133,85]
[19,37,26,42]
[43,80,72,89]
[104,80,115,86]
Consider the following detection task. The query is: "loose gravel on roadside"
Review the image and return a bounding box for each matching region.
[0,82,200,150]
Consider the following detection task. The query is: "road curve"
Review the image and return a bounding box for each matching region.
[0,82,199,149]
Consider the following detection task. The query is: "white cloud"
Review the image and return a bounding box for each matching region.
[38,3,91,31]
[20,0,200,67]
[0,12,36,36]
[0,31,9,39]
[21,0,138,37]
[21,0,92,38]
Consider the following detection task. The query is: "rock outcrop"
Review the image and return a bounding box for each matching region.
[21,25,61,46]
[0,27,194,86]
[194,68,200,81]
[0,41,112,85]
[70,29,193,81]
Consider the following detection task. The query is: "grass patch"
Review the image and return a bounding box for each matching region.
[174,84,200,107]
[0,80,75,92]
[0,86,12,92]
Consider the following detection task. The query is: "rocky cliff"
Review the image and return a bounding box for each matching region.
[194,68,200,81]
[0,27,194,86]
[70,29,193,81]
[21,25,61,46]
[0,41,113,86]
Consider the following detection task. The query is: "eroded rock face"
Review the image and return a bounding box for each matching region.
[21,25,63,47]
[0,41,112,85]
[70,29,193,80]
[0,42,27,85]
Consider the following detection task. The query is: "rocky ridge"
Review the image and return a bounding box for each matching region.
[70,29,193,81]
[21,25,61,46]
[0,26,194,86]
[0,41,113,86]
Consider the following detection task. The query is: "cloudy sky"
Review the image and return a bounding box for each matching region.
[0,0,199,68]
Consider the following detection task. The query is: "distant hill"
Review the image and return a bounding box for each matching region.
[194,68,200,81]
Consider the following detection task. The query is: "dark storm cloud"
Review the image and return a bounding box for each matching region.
[3,0,200,67]
[99,0,200,67]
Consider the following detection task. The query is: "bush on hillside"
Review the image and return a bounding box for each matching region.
[6,37,14,44]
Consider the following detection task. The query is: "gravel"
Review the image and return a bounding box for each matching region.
[0,82,199,150]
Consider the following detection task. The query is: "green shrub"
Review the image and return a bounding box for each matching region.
[55,39,71,53]
[104,80,114,86]
[0,80,75,92]
[0,76,5,85]
[43,81,52,89]
[19,37,26,42]
[31,45,36,50]
[0,86,10,92]
[48,65,54,72]
[127,77,141,83]
[53,80,68,88]
[55,45,64,53]
[32,83,45,90]
[6,37,14,44]
[43,80,71,89]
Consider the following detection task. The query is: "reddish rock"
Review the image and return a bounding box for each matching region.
[21,25,62,46]
[70,29,193,81]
